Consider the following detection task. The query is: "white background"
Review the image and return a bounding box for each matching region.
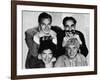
[0,0,100,80]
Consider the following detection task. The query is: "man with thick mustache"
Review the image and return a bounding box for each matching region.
[62,16,88,57]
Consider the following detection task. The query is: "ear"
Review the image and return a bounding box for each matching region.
[38,54,42,60]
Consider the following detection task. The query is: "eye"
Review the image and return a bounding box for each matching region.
[48,53,53,57]
[42,52,46,55]
[41,23,45,26]
[65,25,69,27]
[49,53,52,55]
[73,47,77,49]
[71,24,75,27]
[48,23,51,25]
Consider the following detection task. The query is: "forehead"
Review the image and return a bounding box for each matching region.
[41,18,51,23]
[65,20,74,25]
[42,49,52,53]
[65,44,77,49]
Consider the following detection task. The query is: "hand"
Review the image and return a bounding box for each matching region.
[33,32,40,44]
[74,34,82,44]
[65,31,74,37]
[62,36,72,47]
[49,30,56,38]
[49,30,57,44]
[39,31,47,37]
[44,57,56,68]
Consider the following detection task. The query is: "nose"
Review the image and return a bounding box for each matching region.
[69,49,73,54]
[46,25,49,29]
[45,54,49,59]
[69,27,72,31]
[45,25,50,31]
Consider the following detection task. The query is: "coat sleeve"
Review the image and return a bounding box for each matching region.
[75,31,88,57]
[25,30,39,57]
[54,56,64,67]
[79,54,88,66]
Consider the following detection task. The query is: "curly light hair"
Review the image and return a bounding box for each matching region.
[64,38,80,49]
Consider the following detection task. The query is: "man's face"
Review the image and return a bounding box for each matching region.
[66,44,78,59]
[40,18,51,34]
[41,49,53,64]
[64,20,76,36]
[64,20,75,31]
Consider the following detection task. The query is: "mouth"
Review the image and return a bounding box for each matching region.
[45,58,51,63]
[46,28,50,31]
[44,30,50,34]
[69,52,74,56]
[65,30,75,33]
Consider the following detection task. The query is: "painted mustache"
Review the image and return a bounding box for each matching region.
[65,30,75,33]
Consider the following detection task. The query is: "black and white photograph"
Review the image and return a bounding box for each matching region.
[23,11,89,69]
[11,1,97,79]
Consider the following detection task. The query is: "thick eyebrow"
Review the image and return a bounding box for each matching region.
[41,52,46,54]
[65,24,75,27]
[73,46,77,48]
[71,24,75,26]
[41,23,45,25]
[46,52,52,54]
[65,25,69,27]
[41,22,51,25]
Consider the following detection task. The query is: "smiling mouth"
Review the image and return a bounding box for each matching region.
[45,58,52,63]
[43,30,50,35]
[69,53,75,56]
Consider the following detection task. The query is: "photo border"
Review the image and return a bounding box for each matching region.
[11,0,97,80]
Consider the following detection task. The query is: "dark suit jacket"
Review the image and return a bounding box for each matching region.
[25,27,40,58]
[25,55,45,68]
[25,26,63,68]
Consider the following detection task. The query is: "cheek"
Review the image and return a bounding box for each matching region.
[41,25,46,30]
[65,27,69,30]
[74,49,77,52]
[72,25,76,29]
[47,54,52,59]
[71,27,75,30]
[41,54,46,59]
[72,49,77,54]
[49,54,53,58]
[48,25,51,29]
[67,49,71,54]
